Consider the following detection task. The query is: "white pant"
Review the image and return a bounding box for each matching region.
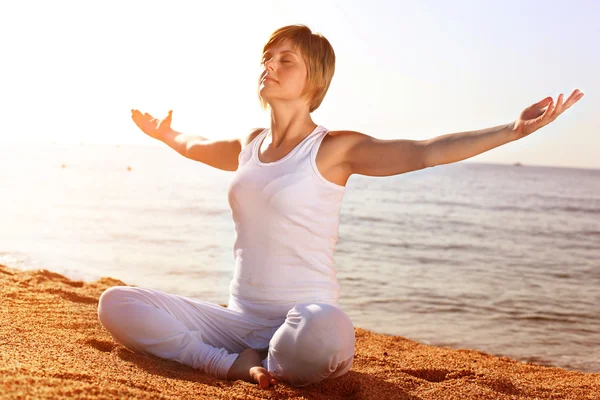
[97,286,355,387]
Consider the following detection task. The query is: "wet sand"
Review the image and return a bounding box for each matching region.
[1,264,598,399]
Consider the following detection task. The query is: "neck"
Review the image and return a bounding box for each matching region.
[268,103,316,148]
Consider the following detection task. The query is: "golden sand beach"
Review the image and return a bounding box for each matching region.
[1,264,598,399]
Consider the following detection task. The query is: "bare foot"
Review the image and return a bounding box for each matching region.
[226,348,278,389]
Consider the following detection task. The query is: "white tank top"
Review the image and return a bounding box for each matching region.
[226,125,346,311]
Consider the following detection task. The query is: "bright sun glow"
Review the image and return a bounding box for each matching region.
[0,0,597,168]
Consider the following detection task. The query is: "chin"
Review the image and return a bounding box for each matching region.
[259,87,277,101]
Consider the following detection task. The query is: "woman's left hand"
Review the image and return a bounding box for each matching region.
[512,89,585,140]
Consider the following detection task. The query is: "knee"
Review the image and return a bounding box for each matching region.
[97,286,130,324]
[289,303,356,355]
[268,303,355,386]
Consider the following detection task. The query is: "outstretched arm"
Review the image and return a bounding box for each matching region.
[420,121,515,169]
[344,89,584,177]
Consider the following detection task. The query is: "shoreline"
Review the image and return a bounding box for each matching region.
[1,263,598,399]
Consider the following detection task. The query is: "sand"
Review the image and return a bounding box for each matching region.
[1,264,598,399]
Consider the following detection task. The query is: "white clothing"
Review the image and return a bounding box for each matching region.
[97,125,356,386]
[97,286,355,386]
[227,125,346,304]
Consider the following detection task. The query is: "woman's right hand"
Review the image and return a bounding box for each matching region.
[131,109,173,141]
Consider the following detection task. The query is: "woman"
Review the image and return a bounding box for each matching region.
[98,24,584,389]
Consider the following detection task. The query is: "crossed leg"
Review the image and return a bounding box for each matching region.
[97,286,279,380]
[97,286,355,389]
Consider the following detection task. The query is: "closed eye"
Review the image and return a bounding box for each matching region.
[261,59,292,64]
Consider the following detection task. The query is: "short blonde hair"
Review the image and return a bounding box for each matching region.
[258,24,336,113]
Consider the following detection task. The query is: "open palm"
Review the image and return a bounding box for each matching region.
[131,109,173,140]
[513,89,584,139]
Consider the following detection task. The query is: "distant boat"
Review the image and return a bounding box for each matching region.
[513,162,523,167]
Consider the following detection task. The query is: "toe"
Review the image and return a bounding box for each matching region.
[258,373,270,389]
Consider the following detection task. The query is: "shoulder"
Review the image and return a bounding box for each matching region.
[317,129,372,171]
[322,129,372,155]
[326,129,368,142]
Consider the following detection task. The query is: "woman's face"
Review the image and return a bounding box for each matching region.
[259,40,308,106]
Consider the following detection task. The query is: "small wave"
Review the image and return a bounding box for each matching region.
[417,242,485,252]
[343,214,393,225]
[339,237,410,250]
[108,233,187,245]
[546,206,600,215]
[515,314,579,323]
[413,256,452,266]
[137,206,229,217]
[174,206,229,216]
[143,237,188,245]
[0,252,101,282]
[353,215,386,224]
[488,204,530,213]
[554,242,600,252]
[581,230,600,237]
[0,252,43,270]
[352,299,470,314]
[519,355,556,368]
[496,310,597,324]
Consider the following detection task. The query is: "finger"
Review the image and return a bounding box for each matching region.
[131,109,142,121]
[554,90,584,118]
[552,93,564,118]
[535,96,553,108]
[540,99,554,121]
[571,91,585,106]
[564,89,584,109]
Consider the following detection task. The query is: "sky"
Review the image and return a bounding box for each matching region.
[0,0,598,169]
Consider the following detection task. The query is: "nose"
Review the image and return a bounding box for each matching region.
[264,59,275,72]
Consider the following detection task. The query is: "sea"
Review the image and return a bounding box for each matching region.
[1,143,598,373]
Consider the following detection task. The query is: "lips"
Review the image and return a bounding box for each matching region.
[264,76,278,83]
